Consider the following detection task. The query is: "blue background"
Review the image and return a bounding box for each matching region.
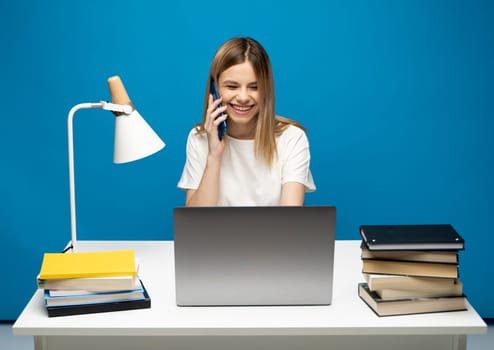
[1,0,492,320]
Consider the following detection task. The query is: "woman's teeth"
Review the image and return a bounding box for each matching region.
[232,105,252,112]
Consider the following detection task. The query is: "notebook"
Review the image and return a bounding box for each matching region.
[173,206,336,306]
[360,224,464,251]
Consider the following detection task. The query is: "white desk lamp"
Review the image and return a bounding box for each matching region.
[67,76,165,251]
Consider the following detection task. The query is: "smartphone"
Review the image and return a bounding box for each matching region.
[210,80,227,140]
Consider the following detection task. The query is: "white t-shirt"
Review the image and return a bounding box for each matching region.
[177,125,316,206]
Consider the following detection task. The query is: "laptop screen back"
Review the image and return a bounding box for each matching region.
[173,206,336,306]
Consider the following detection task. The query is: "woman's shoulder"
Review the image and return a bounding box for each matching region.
[276,117,307,138]
[285,124,306,135]
[187,125,206,138]
[186,126,208,147]
[275,116,306,134]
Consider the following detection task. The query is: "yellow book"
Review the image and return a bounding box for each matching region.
[39,250,137,279]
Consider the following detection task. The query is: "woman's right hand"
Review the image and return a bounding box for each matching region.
[204,93,228,158]
[185,94,227,206]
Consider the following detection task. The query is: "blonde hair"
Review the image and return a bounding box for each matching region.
[197,37,305,167]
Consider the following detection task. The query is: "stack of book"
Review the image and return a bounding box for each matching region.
[37,249,151,317]
[358,224,467,317]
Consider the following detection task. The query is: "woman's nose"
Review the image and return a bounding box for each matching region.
[237,87,249,102]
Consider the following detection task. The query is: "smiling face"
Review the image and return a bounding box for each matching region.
[218,61,260,139]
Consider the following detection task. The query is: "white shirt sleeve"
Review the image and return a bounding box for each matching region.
[279,126,316,192]
[177,129,208,190]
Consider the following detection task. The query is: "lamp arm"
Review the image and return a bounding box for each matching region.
[67,103,104,251]
[67,102,131,251]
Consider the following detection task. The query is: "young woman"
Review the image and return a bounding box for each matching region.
[178,37,315,206]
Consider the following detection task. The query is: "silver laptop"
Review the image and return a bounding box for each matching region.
[173,206,336,306]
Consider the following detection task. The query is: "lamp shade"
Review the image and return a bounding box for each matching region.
[113,110,165,163]
[107,75,165,163]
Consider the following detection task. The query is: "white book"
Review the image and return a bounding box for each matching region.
[44,280,145,307]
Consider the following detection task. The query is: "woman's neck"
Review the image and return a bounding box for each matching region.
[227,121,256,140]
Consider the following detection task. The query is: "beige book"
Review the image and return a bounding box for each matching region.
[359,283,466,317]
[362,259,458,278]
[375,281,463,300]
[361,248,458,263]
[363,274,457,291]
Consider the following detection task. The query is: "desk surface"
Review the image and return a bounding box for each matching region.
[13,240,486,337]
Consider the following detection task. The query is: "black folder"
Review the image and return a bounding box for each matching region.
[360,224,464,251]
[46,281,151,317]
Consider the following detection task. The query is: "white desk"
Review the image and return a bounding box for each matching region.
[13,240,486,350]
